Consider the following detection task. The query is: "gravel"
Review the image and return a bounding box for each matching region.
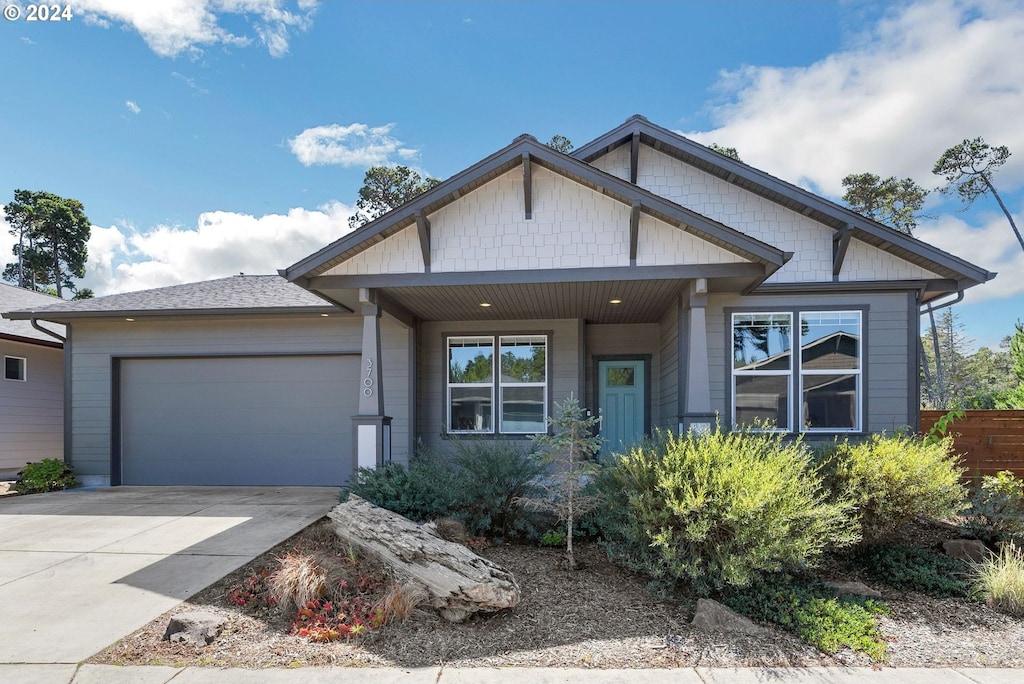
[88,519,1024,670]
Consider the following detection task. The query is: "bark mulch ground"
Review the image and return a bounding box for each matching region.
[88,518,1024,670]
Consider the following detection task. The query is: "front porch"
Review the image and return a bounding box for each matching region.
[319,273,738,467]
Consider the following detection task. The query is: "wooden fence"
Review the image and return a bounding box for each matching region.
[920,410,1024,479]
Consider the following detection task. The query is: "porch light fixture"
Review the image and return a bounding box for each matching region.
[609,299,622,305]
[479,302,492,307]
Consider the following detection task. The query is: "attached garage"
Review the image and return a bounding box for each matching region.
[116,354,358,486]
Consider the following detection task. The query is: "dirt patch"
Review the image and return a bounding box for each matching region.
[89,518,1024,669]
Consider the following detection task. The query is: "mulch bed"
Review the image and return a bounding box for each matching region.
[88,517,1024,670]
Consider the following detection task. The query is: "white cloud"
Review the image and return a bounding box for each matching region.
[288,123,419,167]
[81,202,354,295]
[915,206,1024,305]
[171,71,209,95]
[0,214,15,277]
[685,0,1024,196]
[74,0,317,58]
[125,100,141,114]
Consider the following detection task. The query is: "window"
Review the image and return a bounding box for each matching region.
[4,356,26,382]
[732,310,861,433]
[447,334,547,434]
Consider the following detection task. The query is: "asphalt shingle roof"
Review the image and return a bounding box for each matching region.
[0,283,66,344]
[1,275,334,321]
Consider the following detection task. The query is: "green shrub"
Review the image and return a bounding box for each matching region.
[345,456,458,523]
[446,438,543,538]
[822,433,967,542]
[973,542,1024,616]
[346,439,542,539]
[598,427,857,596]
[962,470,1024,545]
[724,576,890,662]
[539,529,566,547]
[848,544,974,597]
[14,458,78,494]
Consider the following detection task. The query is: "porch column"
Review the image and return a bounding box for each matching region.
[352,288,391,471]
[680,278,715,434]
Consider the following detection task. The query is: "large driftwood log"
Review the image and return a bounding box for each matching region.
[328,496,520,622]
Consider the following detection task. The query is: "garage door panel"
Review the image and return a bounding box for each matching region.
[120,356,357,486]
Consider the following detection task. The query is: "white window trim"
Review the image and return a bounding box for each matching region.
[3,356,26,382]
[731,312,793,433]
[498,335,548,435]
[447,334,548,436]
[799,311,862,434]
[447,336,495,434]
[731,310,862,434]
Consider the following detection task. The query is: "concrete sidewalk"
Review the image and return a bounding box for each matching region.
[0,486,338,664]
[0,665,1020,684]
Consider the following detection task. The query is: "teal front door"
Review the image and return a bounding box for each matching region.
[597,359,646,455]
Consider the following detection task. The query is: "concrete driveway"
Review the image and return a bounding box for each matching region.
[0,486,339,664]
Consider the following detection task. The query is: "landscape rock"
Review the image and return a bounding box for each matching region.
[329,496,520,622]
[942,539,990,562]
[825,580,882,599]
[162,610,226,646]
[691,598,768,635]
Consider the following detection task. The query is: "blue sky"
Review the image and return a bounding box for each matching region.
[1,0,1022,349]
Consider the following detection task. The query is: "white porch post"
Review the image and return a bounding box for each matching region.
[680,278,715,434]
[352,288,391,471]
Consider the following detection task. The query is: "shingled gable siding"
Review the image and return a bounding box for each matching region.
[706,291,913,433]
[595,145,943,285]
[635,215,748,266]
[323,225,424,276]
[68,315,413,481]
[431,167,632,271]
[416,318,579,450]
[0,339,63,470]
[839,240,939,281]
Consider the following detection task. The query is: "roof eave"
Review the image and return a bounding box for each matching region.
[3,305,342,322]
[0,331,63,349]
[573,116,996,287]
[285,133,787,281]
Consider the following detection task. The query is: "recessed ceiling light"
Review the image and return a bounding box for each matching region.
[320,313,330,317]
[480,302,492,307]
[125,317,135,322]
[609,299,622,305]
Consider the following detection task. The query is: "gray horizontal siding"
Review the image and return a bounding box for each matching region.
[0,339,63,470]
[659,302,680,431]
[417,319,580,451]
[586,323,661,426]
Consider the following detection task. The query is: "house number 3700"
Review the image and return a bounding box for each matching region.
[363,358,373,396]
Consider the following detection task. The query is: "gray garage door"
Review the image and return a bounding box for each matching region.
[119,355,357,486]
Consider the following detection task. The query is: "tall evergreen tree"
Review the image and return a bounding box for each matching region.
[3,189,91,298]
[348,166,440,230]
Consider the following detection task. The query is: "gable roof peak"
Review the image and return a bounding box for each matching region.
[513,133,538,144]
[625,114,649,124]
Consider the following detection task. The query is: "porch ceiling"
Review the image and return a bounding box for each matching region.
[318,279,691,324]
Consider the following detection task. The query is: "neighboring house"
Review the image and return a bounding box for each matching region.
[0,283,65,476]
[3,116,995,487]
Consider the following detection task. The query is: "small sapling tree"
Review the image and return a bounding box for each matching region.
[520,394,603,570]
